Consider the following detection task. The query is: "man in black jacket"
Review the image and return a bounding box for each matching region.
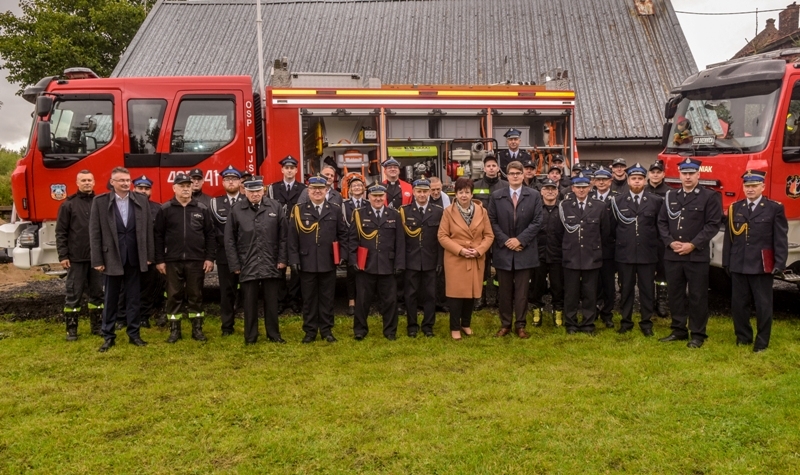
[133,174,165,329]
[342,175,368,316]
[657,158,722,348]
[348,183,406,340]
[645,160,670,318]
[611,164,664,336]
[188,168,212,208]
[90,167,155,352]
[154,173,216,343]
[400,178,444,338]
[225,176,288,345]
[472,153,507,309]
[288,176,348,343]
[488,161,543,338]
[722,170,788,352]
[57,170,104,340]
[211,165,244,335]
[529,179,565,327]
[610,157,629,194]
[560,172,611,335]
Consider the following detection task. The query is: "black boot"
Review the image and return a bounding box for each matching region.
[166,320,182,343]
[140,317,151,329]
[65,316,78,341]
[191,318,207,342]
[655,285,669,318]
[88,309,103,336]
[155,311,167,328]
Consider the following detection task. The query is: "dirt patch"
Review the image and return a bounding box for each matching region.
[0,264,51,289]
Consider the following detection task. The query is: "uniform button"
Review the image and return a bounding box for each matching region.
[682,208,685,211]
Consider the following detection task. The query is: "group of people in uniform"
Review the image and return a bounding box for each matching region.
[55,129,789,353]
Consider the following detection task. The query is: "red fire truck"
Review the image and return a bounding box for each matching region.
[659,48,800,283]
[0,68,578,270]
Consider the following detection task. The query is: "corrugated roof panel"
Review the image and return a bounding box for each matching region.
[113,0,697,140]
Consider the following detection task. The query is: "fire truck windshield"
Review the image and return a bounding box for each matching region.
[48,99,113,155]
[665,80,781,154]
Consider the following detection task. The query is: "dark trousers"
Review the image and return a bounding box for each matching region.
[64,261,104,311]
[531,261,564,310]
[597,258,617,322]
[165,261,205,319]
[617,262,656,331]
[139,263,165,320]
[241,278,282,343]
[664,260,709,340]
[278,266,301,309]
[354,272,397,338]
[448,298,474,331]
[482,250,497,303]
[101,263,141,341]
[731,272,774,349]
[404,269,436,334]
[497,267,532,329]
[300,270,337,337]
[346,265,358,301]
[435,270,448,309]
[218,263,240,332]
[563,267,600,332]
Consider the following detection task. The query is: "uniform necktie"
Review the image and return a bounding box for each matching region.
[287,183,291,192]
[634,195,640,205]
[599,194,604,202]
[419,206,424,214]
[355,200,360,208]
[316,205,321,215]
[579,202,585,211]
[749,202,755,213]
[376,210,381,220]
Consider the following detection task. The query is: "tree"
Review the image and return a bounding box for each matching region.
[0,0,156,93]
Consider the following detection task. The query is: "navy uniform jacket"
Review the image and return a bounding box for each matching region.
[560,197,610,270]
[611,192,664,264]
[537,202,565,264]
[590,189,618,260]
[210,193,244,265]
[722,197,789,274]
[288,200,349,273]
[497,149,532,174]
[342,196,368,227]
[488,186,543,271]
[400,202,444,272]
[268,180,306,213]
[224,197,287,282]
[348,207,406,275]
[657,186,722,263]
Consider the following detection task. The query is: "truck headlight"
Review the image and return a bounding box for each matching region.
[18,226,39,249]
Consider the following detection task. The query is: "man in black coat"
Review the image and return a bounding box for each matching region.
[154,173,216,344]
[645,160,670,318]
[342,175,368,316]
[488,161,543,338]
[211,165,245,335]
[610,157,630,194]
[722,170,789,352]
[57,169,104,340]
[560,172,611,335]
[590,167,618,328]
[657,158,722,348]
[269,155,306,314]
[288,176,349,343]
[133,174,165,329]
[529,179,565,327]
[348,183,406,340]
[188,168,212,208]
[225,176,288,345]
[90,167,155,352]
[611,164,664,336]
[400,178,444,338]
[497,128,532,175]
[472,153,507,308]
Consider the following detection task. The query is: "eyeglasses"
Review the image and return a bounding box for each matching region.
[507,172,523,177]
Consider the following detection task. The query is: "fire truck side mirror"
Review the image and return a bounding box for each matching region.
[37,121,52,153]
[660,122,672,149]
[664,96,679,120]
[36,95,53,118]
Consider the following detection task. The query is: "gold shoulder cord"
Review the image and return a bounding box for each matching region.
[399,207,422,238]
[354,209,379,244]
[293,205,320,243]
[728,204,747,238]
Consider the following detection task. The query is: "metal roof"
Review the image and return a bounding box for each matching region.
[112,0,697,140]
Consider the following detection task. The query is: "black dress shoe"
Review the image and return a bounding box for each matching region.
[642,328,654,337]
[140,319,151,329]
[269,337,287,344]
[687,339,704,349]
[424,331,434,338]
[435,305,449,313]
[753,347,767,353]
[302,335,315,344]
[659,333,688,343]
[98,339,115,352]
[291,304,302,314]
[354,334,365,341]
[408,331,418,338]
[604,320,615,329]
[115,321,125,331]
[386,334,397,341]
[347,305,355,316]
[129,337,148,347]
[325,335,338,343]
[617,328,632,335]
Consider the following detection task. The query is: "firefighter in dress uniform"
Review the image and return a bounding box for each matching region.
[342,174,368,316]
[559,172,611,335]
[288,176,349,343]
[56,170,104,340]
[211,165,245,335]
[348,183,406,340]
[400,178,444,338]
[154,173,216,343]
[497,128,532,176]
[610,163,663,336]
[590,166,618,329]
[722,170,788,352]
[657,158,722,348]
[382,158,413,314]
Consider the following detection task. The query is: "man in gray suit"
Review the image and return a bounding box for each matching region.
[90,166,155,352]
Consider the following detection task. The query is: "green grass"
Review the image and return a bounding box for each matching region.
[1,312,800,474]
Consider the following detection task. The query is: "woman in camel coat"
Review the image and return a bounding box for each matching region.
[438,177,494,340]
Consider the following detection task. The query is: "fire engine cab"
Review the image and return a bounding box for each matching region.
[660,48,800,283]
[1,67,577,270]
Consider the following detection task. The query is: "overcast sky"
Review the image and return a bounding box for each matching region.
[0,0,791,150]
